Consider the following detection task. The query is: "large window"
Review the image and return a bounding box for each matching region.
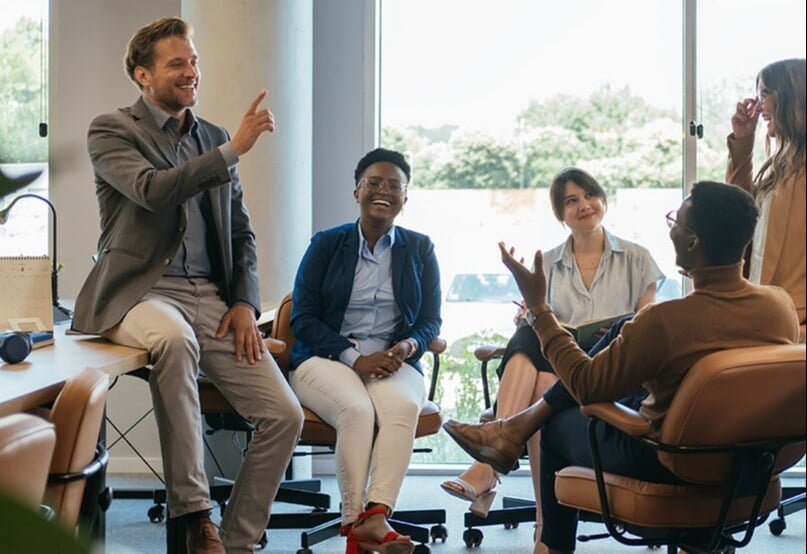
[379,0,806,464]
[0,0,49,257]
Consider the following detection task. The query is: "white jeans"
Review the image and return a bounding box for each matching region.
[290,357,426,523]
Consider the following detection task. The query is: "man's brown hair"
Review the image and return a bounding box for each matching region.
[124,17,192,89]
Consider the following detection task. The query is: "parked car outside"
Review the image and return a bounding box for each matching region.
[440,272,520,346]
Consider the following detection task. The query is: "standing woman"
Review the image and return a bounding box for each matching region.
[289,148,441,554]
[727,58,806,340]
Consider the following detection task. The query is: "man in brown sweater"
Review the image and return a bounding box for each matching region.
[444,182,800,554]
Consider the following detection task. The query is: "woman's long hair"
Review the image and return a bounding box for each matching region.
[755,58,806,196]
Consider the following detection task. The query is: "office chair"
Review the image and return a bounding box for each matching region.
[39,367,112,541]
[0,413,56,509]
[458,343,544,547]
[554,344,806,553]
[265,292,449,554]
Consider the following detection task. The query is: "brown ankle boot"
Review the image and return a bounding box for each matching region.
[186,514,225,554]
[443,419,524,474]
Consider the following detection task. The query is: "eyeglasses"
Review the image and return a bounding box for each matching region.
[665,210,695,234]
[360,176,407,194]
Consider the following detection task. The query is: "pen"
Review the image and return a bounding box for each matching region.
[512,300,523,307]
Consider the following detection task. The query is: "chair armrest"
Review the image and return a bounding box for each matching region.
[264,337,285,355]
[427,337,447,354]
[48,445,109,484]
[580,402,653,437]
[475,344,506,362]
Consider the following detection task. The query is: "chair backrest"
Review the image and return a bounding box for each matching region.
[270,292,294,375]
[44,367,109,529]
[658,344,806,484]
[0,413,56,508]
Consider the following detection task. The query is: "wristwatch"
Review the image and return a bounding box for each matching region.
[524,305,552,326]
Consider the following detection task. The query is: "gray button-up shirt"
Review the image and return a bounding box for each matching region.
[142,99,237,278]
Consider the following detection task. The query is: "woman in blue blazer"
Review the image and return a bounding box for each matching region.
[289,148,441,554]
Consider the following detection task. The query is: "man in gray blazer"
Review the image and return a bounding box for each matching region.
[72,17,303,553]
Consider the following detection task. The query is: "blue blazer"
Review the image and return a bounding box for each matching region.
[289,222,441,373]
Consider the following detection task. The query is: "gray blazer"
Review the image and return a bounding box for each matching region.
[72,97,260,334]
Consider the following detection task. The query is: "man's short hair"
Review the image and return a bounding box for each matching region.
[124,17,191,89]
[688,181,758,265]
[354,148,411,186]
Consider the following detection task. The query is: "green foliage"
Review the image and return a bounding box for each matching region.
[436,131,520,189]
[0,17,47,163]
[382,84,740,190]
[521,126,586,188]
[416,329,508,464]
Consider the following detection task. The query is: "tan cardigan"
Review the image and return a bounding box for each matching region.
[726,133,806,325]
[533,263,799,434]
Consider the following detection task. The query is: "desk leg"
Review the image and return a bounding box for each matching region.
[95,404,109,542]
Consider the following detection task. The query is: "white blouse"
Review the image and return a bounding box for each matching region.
[541,229,665,324]
[749,189,773,285]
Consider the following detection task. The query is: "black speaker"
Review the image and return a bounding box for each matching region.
[0,331,33,364]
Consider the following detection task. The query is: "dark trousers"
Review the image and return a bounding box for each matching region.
[536,316,681,551]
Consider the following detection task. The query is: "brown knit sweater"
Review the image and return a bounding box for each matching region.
[533,262,799,434]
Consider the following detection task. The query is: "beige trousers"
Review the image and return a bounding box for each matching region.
[103,277,304,552]
[290,356,426,523]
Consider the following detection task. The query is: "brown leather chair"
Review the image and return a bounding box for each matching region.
[266,292,449,554]
[555,344,806,553]
[0,413,56,509]
[41,367,111,539]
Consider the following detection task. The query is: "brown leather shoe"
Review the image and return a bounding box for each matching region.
[186,514,225,554]
[443,418,524,474]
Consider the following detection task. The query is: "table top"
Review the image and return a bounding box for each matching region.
[0,324,149,417]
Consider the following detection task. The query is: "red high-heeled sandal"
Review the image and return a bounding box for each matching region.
[345,506,414,554]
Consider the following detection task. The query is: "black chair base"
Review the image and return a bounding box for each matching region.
[461,495,536,547]
[768,486,806,536]
[267,508,448,554]
[461,495,611,548]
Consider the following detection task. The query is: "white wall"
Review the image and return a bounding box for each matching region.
[312,0,376,233]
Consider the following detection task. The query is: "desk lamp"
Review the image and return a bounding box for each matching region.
[0,193,73,323]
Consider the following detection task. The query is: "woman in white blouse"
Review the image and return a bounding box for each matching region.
[441,168,663,551]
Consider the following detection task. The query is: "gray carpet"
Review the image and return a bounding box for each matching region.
[100,473,806,553]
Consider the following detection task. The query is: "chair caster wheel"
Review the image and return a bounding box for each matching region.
[769,518,786,536]
[504,521,519,529]
[256,531,268,550]
[430,524,448,543]
[98,486,113,512]
[463,528,483,547]
[147,504,165,523]
[413,544,430,554]
[295,548,312,554]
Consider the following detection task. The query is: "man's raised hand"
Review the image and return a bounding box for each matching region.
[231,89,275,156]
[499,242,548,311]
